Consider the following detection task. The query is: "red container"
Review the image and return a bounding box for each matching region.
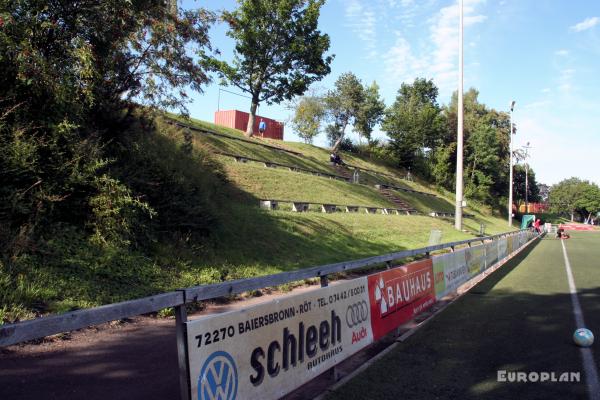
[214,110,284,140]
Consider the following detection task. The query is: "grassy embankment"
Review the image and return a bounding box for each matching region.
[182,115,515,235]
[0,116,515,323]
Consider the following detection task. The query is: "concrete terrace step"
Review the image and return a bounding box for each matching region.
[378,188,417,212]
[258,199,418,216]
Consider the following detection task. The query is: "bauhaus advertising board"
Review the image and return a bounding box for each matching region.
[366,259,435,341]
[185,278,374,400]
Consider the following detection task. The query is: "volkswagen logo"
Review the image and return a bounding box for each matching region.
[346,300,369,327]
[198,351,238,400]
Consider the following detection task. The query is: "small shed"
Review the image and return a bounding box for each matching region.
[214,110,284,140]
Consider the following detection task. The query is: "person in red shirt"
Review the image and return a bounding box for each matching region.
[533,219,541,234]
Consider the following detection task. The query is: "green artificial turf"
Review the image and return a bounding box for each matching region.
[327,233,598,399]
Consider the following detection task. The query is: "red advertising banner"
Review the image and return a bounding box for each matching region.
[367,259,435,340]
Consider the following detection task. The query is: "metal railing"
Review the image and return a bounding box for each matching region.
[0,229,527,348]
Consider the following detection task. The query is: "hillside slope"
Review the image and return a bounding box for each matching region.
[1,115,515,323]
[172,116,514,235]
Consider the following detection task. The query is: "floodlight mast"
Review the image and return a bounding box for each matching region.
[508,101,516,226]
[454,0,464,231]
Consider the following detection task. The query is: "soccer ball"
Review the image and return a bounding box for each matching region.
[573,328,594,347]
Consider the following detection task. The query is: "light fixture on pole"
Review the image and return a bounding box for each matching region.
[508,100,516,226]
[455,0,464,231]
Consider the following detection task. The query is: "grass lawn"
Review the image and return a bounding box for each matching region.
[326,232,599,400]
[0,116,517,322]
[222,161,396,208]
[179,118,517,232]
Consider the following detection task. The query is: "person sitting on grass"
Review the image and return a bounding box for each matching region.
[329,152,344,166]
[330,152,337,166]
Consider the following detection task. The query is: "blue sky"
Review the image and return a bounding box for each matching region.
[182,0,600,186]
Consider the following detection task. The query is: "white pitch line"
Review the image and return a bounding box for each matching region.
[561,239,600,400]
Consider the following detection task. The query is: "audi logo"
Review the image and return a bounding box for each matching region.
[346,300,369,327]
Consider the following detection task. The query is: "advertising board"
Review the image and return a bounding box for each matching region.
[186,278,373,400]
[184,233,532,400]
[506,235,514,255]
[366,259,435,341]
[432,251,468,300]
[465,245,485,277]
[485,241,499,269]
[497,237,508,260]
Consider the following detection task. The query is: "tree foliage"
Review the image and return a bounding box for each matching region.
[291,95,325,144]
[205,0,332,136]
[465,123,500,204]
[439,89,511,205]
[549,178,600,221]
[383,78,445,171]
[354,81,385,145]
[513,164,541,205]
[324,72,364,151]
[0,0,214,255]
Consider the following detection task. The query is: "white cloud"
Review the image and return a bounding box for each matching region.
[557,68,576,93]
[570,17,599,32]
[383,33,427,84]
[541,88,551,93]
[344,0,378,59]
[554,49,569,56]
[524,100,551,109]
[381,0,487,96]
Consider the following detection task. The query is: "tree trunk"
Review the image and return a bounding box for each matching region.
[571,211,574,222]
[246,100,258,137]
[331,123,347,153]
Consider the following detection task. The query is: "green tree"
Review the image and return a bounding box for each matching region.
[291,95,325,144]
[575,183,600,223]
[548,178,592,221]
[0,0,214,253]
[465,123,500,203]
[431,143,455,188]
[1,0,214,124]
[324,72,364,152]
[513,164,541,205]
[206,0,333,136]
[382,78,444,171]
[355,81,385,146]
[442,89,511,205]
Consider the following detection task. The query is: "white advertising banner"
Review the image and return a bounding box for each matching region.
[485,241,498,269]
[497,237,508,260]
[465,245,485,277]
[432,250,468,299]
[186,278,373,400]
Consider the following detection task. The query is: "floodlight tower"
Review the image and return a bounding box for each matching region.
[508,100,516,226]
[454,0,464,231]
